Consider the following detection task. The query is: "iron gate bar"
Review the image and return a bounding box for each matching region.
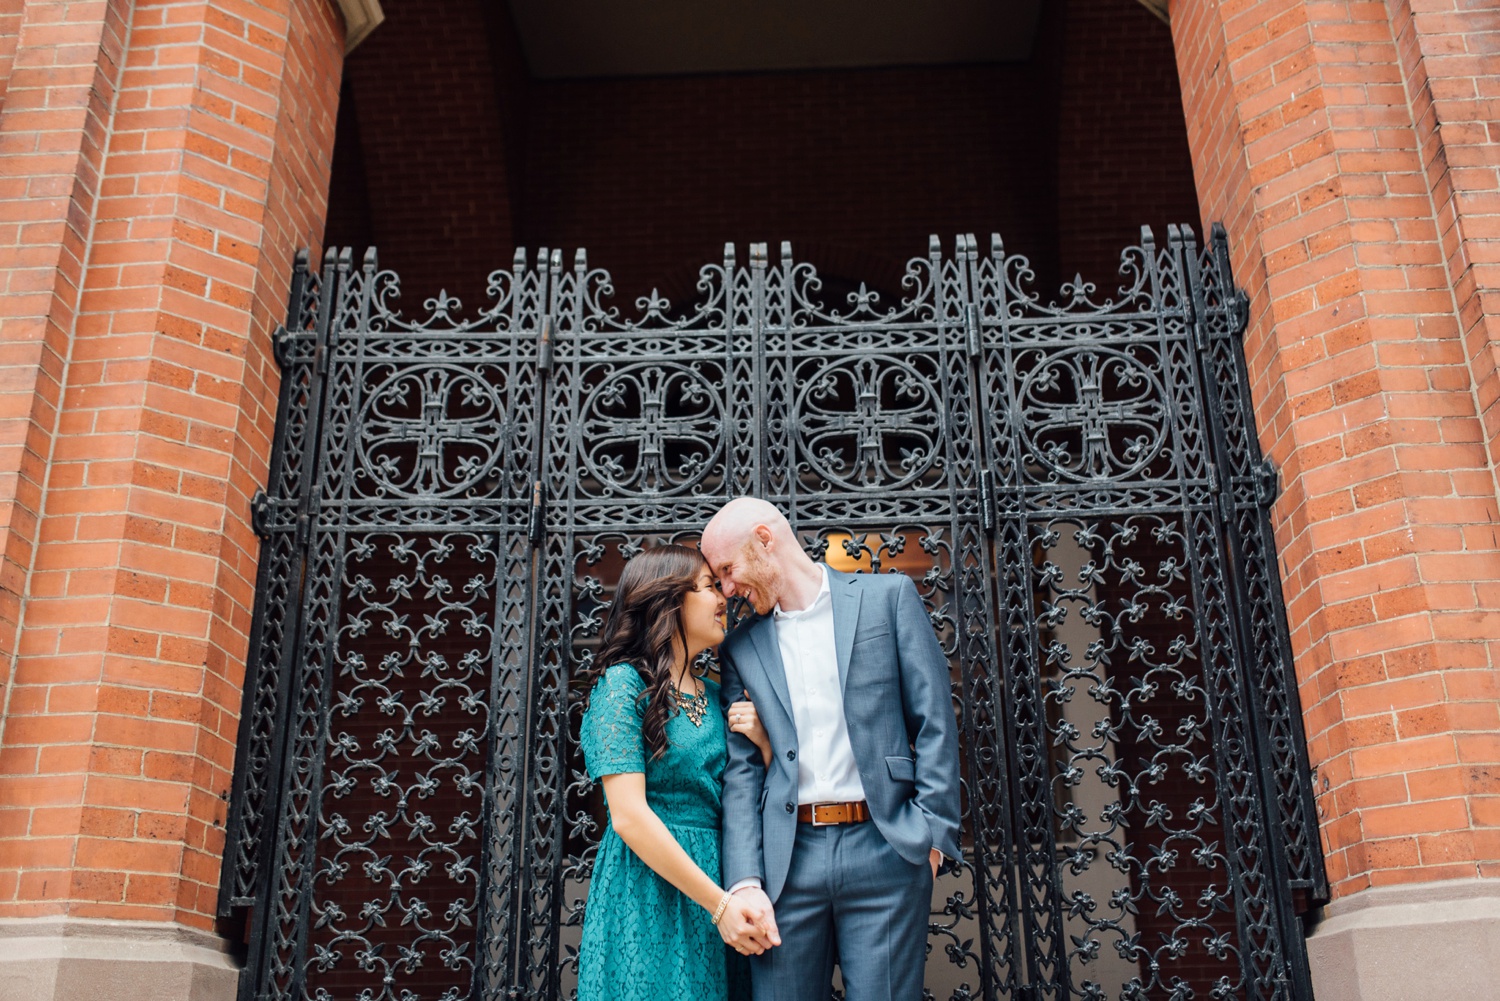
[219,247,326,918]
[222,229,1325,1001]
[947,233,1024,1001]
[1184,227,1327,902]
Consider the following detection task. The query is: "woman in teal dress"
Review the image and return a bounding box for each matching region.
[576,545,775,1001]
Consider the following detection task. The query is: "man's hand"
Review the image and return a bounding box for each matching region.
[717,886,781,956]
[929,848,943,880]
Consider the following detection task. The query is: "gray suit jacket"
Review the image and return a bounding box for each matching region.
[718,565,963,902]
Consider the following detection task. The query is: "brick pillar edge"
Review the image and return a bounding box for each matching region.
[0,1,344,998]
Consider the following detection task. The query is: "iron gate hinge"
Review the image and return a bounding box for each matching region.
[1231,289,1250,336]
[1254,457,1280,506]
[271,324,292,369]
[964,304,981,359]
[250,489,271,540]
[537,318,554,374]
[979,469,996,534]
[528,479,546,546]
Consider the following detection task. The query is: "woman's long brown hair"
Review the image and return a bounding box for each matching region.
[579,544,711,760]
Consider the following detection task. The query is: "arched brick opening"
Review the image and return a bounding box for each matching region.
[2,2,1498,1000]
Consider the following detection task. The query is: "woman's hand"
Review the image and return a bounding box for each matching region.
[727,699,772,767]
[714,891,780,955]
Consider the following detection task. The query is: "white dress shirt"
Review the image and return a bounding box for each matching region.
[774,564,866,805]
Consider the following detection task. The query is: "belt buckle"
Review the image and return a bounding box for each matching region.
[810,804,836,827]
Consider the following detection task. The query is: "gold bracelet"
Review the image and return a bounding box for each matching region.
[710,892,731,926]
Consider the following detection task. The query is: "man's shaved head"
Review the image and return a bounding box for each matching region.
[702,497,789,553]
[700,497,815,615]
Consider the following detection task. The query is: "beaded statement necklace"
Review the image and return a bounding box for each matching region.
[674,683,709,727]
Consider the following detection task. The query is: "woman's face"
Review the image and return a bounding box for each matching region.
[680,566,727,660]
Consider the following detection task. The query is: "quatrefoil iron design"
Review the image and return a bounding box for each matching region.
[357,366,508,498]
[1018,348,1168,484]
[796,355,941,490]
[579,363,724,496]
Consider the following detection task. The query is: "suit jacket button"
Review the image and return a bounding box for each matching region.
[784,802,794,814]
[786,750,797,761]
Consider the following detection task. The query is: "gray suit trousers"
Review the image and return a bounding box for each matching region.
[749,820,932,1001]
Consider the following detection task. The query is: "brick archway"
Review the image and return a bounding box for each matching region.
[2,4,1499,1001]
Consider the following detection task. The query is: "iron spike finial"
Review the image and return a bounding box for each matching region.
[362,246,378,270]
[779,240,793,265]
[750,243,767,268]
[513,247,527,269]
[990,233,1004,259]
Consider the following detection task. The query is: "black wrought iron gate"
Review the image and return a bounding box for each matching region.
[220,227,1327,1001]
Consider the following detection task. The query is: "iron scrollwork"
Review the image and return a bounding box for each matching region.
[222,228,1325,1001]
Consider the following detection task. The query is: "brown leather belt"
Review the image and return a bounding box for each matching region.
[797,801,871,826]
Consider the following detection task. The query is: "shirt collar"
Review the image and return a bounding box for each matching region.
[773,563,831,621]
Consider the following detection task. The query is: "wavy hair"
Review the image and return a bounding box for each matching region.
[579,544,710,760]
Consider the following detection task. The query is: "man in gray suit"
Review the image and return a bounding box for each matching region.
[701,497,963,1001]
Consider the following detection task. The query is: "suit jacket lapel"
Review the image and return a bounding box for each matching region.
[748,613,795,724]
[829,568,862,690]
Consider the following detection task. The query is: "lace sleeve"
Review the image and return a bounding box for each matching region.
[579,664,647,779]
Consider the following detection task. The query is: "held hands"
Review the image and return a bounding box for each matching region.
[929,847,942,880]
[715,886,781,956]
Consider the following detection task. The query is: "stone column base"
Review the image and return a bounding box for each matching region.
[1307,877,1500,1000]
[0,917,239,1001]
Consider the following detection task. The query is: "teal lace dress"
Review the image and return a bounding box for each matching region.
[577,663,748,1001]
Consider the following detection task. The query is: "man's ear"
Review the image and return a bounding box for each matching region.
[753,524,774,548]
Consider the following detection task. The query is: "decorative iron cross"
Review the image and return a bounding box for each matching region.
[583,365,719,494]
[802,358,937,488]
[364,367,504,496]
[1022,350,1163,481]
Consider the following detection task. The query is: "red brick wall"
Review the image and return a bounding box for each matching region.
[0,0,343,927]
[339,0,520,315]
[1386,0,1500,497]
[1056,0,1202,291]
[518,62,1060,307]
[0,0,23,108]
[1172,0,1500,898]
[0,0,132,791]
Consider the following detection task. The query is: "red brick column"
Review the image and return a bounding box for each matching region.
[0,0,343,941]
[1386,0,1500,497]
[0,0,131,755]
[1170,1,1500,988]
